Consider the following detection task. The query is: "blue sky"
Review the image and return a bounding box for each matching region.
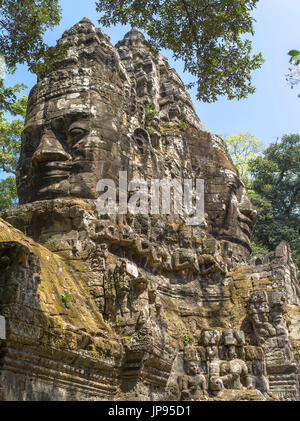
[3,0,300,148]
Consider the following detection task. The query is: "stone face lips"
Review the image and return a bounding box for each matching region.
[0,19,299,401]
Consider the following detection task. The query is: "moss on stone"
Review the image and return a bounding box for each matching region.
[0,218,120,356]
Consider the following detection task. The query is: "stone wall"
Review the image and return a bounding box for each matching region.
[0,18,299,401]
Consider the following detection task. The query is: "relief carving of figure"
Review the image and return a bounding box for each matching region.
[178,347,207,401]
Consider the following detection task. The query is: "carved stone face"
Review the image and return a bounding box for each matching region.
[227,345,237,360]
[185,360,200,376]
[188,130,256,257]
[212,169,257,253]
[248,292,271,327]
[19,109,88,201]
[206,345,219,361]
[17,91,123,203]
[16,18,256,263]
[16,18,129,205]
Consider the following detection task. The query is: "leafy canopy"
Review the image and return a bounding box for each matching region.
[0,94,27,175]
[288,50,300,66]
[247,134,300,275]
[0,0,63,114]
[96,0,263,102]
[287,50,300,96]
[0,91,27,211]
[0,175,17,210]
[249,134,300,216]
[224,132,262,179]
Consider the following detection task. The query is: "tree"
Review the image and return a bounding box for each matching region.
[0,93,27,210]
[0,94,27,174]
[0,175,17,210]
[96,0,263,103]
[247,134,300,276]
[287,50,300,96]
[0,0,63,114]
[223,132,262,180]
[250,135,300,215]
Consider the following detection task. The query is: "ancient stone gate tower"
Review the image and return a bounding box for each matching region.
[0,18,299,401]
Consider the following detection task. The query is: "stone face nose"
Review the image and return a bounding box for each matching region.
[31,131,71,166]
[240,195,257,221]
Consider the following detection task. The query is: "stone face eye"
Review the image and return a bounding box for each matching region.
[22,129,40,157]
[68,127,87,137]
[68,126,88,143]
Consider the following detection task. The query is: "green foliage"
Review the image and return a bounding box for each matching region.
[177,121,189,129]
[61,294,70,309]
[96,0,263,103]
[0,92,27,210]
[248,134,300,276]
[0,175,17,211]
[224,132,262,179]
[0,0,63,113]
[287,49,300,96]
[0,81,27,116]
[250,241,269,257]
[0,0,62,72]
[288,50,300,65]
[184,335,189,346]
[201,124,212,133]
[144,103,159,114]
[249,135,300,214]
[144,103,159,126]
[0,94,27,175]
[146,128,154,136]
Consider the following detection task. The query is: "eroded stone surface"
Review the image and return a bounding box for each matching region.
[0,18,299,401]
